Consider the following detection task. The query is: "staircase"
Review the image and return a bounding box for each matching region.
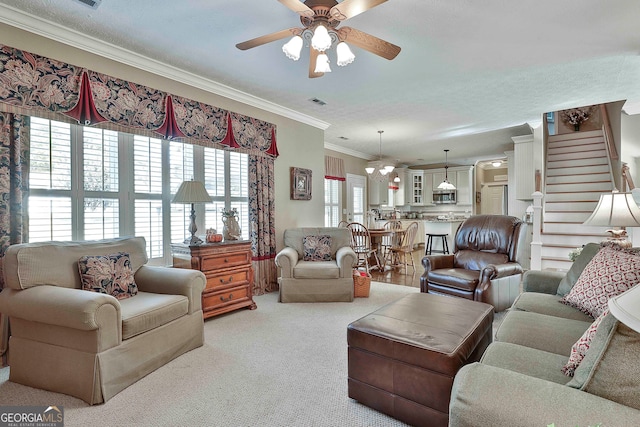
[540,129,613,270]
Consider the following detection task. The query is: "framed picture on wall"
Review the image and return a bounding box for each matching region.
[291,167,312,200]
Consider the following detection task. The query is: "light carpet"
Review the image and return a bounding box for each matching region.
[0,282,505,427]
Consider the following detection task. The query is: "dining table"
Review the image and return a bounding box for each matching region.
[368,228,406,271]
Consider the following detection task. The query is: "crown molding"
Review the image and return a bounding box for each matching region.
[324,142,374,160]
[0,4,331,131]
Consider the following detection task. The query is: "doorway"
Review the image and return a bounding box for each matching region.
[346,173,366,224]
[481,184,508,215]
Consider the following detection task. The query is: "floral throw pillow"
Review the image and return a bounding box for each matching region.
[78,252,138,300]
[562,310,610,376]
[560,246,640,318]
[303,235,332,261]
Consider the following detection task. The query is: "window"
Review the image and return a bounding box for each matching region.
[28,117,249,264]
[324,179,341,227]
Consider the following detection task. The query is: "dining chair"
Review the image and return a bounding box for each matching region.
[347,222,379,273]
[385,221,419,275]
[337,220,350,228]
[381,220,402,259]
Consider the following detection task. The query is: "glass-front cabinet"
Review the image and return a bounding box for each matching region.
[409,170,423,205]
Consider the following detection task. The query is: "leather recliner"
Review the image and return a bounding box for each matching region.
[420,215,527,311]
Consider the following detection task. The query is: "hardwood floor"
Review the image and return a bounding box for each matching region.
[368,247,425,288]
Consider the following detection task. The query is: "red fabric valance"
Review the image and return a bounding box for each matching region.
[0,44,278,158]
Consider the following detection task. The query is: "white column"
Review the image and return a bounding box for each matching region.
[531,191,544,270]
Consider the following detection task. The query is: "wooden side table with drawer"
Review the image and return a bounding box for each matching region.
[171,240,257,319]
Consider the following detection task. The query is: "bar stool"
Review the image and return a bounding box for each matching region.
[425,233,449,255]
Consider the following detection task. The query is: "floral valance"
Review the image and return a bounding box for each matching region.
[0,44,278,157]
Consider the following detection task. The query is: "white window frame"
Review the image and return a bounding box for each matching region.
[324,178,342,227]
[27,117,249,266]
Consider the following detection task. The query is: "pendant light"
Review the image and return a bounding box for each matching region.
[437,149,456,190]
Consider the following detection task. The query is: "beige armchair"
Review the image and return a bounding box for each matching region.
[0,236,206,404]
[275,227,357,302]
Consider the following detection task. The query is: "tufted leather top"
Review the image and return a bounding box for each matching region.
[453,215,524,270]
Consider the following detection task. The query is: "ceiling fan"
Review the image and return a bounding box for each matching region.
[236,0,401,78]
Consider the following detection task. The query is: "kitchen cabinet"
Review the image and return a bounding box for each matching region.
[368,178,390,206]
[407,170,432,206]
[408,170,423,205]
[455,167,474,205]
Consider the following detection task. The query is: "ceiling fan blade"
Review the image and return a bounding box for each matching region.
[236,28,302,50]
[278,0,315,18]
[337,26,401,60]
[309,47,324,79]
[330,0,388,20]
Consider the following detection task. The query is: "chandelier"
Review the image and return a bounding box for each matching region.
[365,130,395,182]
[282,23,356,73]
[437,149,456,190]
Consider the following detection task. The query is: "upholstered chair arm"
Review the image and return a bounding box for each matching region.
[135,265,206,314]
[275,247,299,278]
[336,246,357,278]
[522,269,565,294]
[450,363,640,427]
[0,286,120,335]
[420,254,455,293]
[475,262,523,302]
[421,254,455,271]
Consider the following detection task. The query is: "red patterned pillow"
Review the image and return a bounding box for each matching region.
[562,309,609,376]
[303,235,332,261]
[560,246,640,318]
[78,252,138,300]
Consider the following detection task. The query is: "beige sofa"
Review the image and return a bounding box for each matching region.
[449,243,640,425]
[275,227,357,302]
[0,237,206,404]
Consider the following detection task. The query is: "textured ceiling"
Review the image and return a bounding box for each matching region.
[1,0,640,166]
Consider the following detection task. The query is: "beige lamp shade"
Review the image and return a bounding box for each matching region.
[172,180,211,245]
[608,285,640,333]
[582,190,640,227]
[172,180,212,204]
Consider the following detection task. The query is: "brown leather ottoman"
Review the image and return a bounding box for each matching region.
[347,293,493,427]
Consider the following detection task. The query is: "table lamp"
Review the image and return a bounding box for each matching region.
[582,189,640,248]
[172,180,212,245]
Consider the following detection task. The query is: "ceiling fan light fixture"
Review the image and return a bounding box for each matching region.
[311,24,332,52]
[314,53,332,73]
[282,35,303,60]
[365,166,375,174]
[336,42,355,66]
[383,164,395,173]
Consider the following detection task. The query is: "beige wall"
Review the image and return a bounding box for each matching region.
[0,23,326,251]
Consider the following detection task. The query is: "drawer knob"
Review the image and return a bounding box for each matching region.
[224,258,229,263]
[219,276,234,284]
[220,293,233,302]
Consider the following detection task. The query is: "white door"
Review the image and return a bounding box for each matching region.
[347,174,366,224]
[481,184,507,215]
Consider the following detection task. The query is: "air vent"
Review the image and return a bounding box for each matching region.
[71,0,102,9]
[309,97,327,106]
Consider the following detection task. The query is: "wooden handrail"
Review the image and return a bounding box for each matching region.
[622,163,635,191]
[600,104,619,161]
